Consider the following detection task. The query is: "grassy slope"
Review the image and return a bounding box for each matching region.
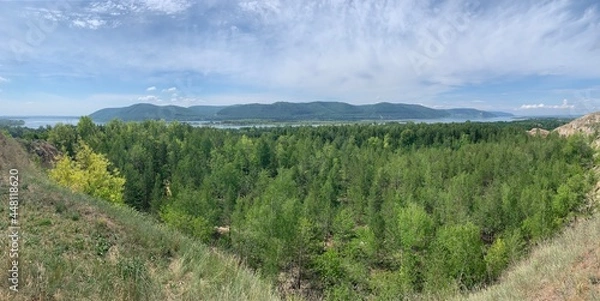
[0,133,280,301]
[457,215,600,301]
[454,154,600,300]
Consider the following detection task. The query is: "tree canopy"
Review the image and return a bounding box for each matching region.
[43,117,594,300]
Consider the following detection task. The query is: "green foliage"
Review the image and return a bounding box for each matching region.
[159,203,212,242]
[49,142,125,204]
[370,269,414,300]
[427,223,486,291]
[0,135,280,301]
[324,283,362,301]
[48,123,78,156]
[314,249,344,286]
[397,202,434,251]
[485,238,509,280]
[94,233,111,256]
[46,119,593,300]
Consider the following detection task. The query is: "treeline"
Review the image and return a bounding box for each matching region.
[42,117,592,299]
[0,119,25,127]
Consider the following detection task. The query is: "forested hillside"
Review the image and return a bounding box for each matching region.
[90,103,226,122]
[0,131,280,301]
[90,101,510,122]
[38,117,594,300]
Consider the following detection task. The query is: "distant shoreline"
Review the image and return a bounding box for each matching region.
[2,115,581,130]
[4,115,523,129]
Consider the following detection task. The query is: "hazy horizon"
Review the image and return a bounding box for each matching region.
[0,101,591,118]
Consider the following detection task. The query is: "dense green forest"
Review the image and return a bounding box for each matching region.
[8,117,594,300]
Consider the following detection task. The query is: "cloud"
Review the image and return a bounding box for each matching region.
[109,1,596,100]
[137,95,160,102]
[162,87,177,93]
[20,0,193,32]
[72,18,106,30]
[520,99,574,109]
[520,103,545,109]
[141,0,192,14]
[1,0,599,114]
[0,76,9,83]
[146,86,156,91]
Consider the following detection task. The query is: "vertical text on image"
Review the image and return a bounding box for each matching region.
[8,168,20,292]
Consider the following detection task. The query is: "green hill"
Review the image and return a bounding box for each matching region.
[90,103,225,122]
[89,102,511,122]
[215,102,450,121]
[187,105,226,117]
[0,132,279,301]
[444,108,499,119]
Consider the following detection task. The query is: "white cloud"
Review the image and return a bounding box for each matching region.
[162,87,177,93]
[0,76,9,83]
[71,18,106,29]
[23,0,192,32]
[520,103,545,109]
[520,99,574,110]
[137,95,160,102]
[146,86,156,91]
[101,0,596,102]
[141,0,192,14]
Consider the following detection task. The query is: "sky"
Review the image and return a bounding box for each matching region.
[0,0,599,116]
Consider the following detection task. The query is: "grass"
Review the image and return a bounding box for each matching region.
[453,214,600,301]
[0,133,281,301]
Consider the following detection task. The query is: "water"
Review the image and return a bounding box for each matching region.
[3,116,519,129]
[0,116,81,129]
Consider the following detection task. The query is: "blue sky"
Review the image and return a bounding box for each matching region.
[0,0,599,116]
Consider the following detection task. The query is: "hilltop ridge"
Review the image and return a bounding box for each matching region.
[554,112,600,137]
[90,101,511,122]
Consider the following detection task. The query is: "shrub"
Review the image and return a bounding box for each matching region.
[49,142,125,204]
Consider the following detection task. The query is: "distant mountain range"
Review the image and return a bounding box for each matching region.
[89,102,513,122]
